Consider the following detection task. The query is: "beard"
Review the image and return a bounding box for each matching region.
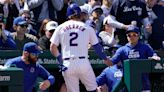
[28,55,38,64]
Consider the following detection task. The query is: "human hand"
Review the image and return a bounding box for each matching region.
[59,64,68,72]
[97,86,103,92]
[145,24,152,34]
[39,80,50,91]
[104,58,113,67]
[148,55,161,61]
[122,24,135,31]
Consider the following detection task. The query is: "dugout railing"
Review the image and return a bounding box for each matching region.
[124,59,164,92]
[0,50,164,92]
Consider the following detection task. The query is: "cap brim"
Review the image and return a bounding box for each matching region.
[46,27,56,31]
[32,50,43,54]
[126,30,139,34]
[18,21,28,25]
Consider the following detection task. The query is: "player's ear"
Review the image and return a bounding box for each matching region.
[23,51,30,56]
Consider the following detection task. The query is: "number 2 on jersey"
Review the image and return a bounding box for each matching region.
[70,32,78,46]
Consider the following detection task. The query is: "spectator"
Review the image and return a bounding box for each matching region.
[1,0,19,31]
[27,0,64,31]
[101,0,113,17]
[38,21,58,50]
[89,5,104,33]
[4,42,55,92]
[38,18,50,38]
[57,0,70,24]
[98,17,122,55]
[140,0,157,41]
[72,0,87,6]
[80,0,101,15]
[107,27,161,92]
[80,7,89,22]
[99,17,117,48]
[19,9,37,36]
[0,13,16,50]
[147,0,164,50]
[108,0,152,45]
[11,16,38,50]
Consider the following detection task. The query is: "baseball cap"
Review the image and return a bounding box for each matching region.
[13,16,28,25]
[103,16,109,25]
[125,27,140,34]
[91,5,103,14]
[80,7,88,14]
[66,3,81,18]
[45,21,58,32]
[23,42,42,54]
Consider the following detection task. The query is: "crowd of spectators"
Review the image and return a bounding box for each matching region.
[0,0,163,51]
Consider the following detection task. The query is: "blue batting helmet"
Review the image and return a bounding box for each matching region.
[66,3,81,18]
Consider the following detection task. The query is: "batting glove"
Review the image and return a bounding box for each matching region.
[58,64,68,72]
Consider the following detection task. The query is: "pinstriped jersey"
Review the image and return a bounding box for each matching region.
[50,20,99,59]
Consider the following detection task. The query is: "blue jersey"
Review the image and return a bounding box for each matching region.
[4,56,55,92]
[96,65,123,92]
[111,42,155,90]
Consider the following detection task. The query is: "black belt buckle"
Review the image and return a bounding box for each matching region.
[63,58,70,60]
[79,56,85,59]
[64,56,85,60]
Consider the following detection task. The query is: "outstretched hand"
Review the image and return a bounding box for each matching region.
[104,58,113,67]
[39,80,50,91]
[148,55,161,61]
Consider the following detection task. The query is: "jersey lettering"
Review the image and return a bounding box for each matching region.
[70,32,78,46]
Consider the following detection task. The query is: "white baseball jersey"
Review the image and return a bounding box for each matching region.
[50,20,99,92]
[50,20,99,59]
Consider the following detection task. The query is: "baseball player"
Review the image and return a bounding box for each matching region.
[50,3,113,92]
[106,27,160,92]
[4,42,55,92]
[96,62,125,92]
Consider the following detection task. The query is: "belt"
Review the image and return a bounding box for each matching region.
[63,56,86,60]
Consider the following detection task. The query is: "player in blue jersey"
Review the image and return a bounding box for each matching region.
[106,27,161,92]
[4,42,55,92]
[96,62,125,92]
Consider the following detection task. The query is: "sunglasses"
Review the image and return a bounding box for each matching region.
[20,25,28,28]
[25,17,30,20]
[127,34,138,37]
[30,53,39,57]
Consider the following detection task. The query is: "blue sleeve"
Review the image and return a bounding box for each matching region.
[111,48,123,64]
[57,54,63,65]
[38,65,55,85]
[96,69,107,86]
[4,58,16,67]
[145,44,156,57]
[92,43,107,60]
